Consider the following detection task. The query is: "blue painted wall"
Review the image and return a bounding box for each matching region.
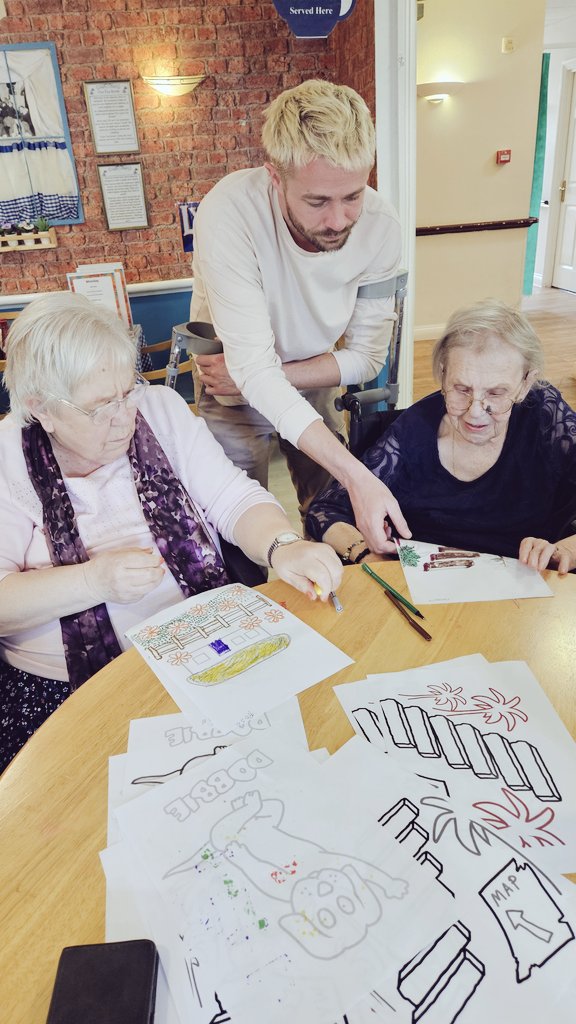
[130,288,192,344]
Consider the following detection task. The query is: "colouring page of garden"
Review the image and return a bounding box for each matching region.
[114,734,456,1024]
[126,583,352,730]
[122,699,308,800]
[323,739,576,1024]
[334,654,576,873]
[396,539,552,604]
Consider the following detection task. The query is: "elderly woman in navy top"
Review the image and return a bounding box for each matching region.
[306,299,576,573]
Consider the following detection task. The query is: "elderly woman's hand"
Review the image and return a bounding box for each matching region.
[84,547,165,604]
[270,540,343,600]
[519,536,576,576]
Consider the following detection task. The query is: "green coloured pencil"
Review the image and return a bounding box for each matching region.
[361,563,425,619]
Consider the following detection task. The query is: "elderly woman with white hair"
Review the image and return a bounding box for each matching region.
[307,298,576,572]
[0,293,342,771]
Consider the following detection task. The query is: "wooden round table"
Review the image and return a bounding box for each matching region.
[2,563,575,1023]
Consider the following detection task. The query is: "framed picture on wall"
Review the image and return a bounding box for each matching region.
[84,80,140,155]
[97,162,149,231]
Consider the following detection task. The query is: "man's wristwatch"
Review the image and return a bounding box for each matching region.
[266,531,303,567]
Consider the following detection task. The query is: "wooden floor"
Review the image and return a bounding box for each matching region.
[521,286,576,407]
[270,286,576,528]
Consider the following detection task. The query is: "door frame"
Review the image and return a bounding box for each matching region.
[542,57,576,288]
[374,0,417,407]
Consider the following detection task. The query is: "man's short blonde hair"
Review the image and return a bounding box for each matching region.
[262,79,375,173]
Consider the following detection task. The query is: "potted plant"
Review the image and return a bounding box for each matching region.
[0,222,20,248]
[34,216,51,243]
[18,220,37,246]
[0,217,55,249]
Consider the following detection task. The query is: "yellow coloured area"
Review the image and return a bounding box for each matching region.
[187,634,291,686]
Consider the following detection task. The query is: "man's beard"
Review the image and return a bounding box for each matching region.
[284,202,357,252]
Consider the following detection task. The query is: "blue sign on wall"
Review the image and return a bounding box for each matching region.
[272,1,356,39]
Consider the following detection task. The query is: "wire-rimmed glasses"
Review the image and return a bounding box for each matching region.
[44,373,149,424]
[442,375,527,416]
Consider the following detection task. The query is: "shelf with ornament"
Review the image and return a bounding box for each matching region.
[0,218,57,251]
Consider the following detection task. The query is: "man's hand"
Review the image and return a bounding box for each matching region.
[347,468,411,554]
[296,420,411,554]
[195,353,241,396]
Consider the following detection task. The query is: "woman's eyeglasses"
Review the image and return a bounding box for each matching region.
[44,374,149,424]
[442,375,527,416]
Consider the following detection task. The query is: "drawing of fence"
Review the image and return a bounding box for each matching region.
[352,701,561,802]
[140,591,271,661]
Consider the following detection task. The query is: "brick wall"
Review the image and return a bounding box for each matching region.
[330,0,375,116]
[1,0,342,295]
[329,0,376,187]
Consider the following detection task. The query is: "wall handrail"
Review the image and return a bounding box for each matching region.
[416,217,538,237]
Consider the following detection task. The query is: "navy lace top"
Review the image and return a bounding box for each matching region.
[306,384,576,558]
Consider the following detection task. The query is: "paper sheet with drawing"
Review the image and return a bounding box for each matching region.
[104,731,576,1024]
[334,654,576,874]
[323,739,576,1024]
[100,842,182,1024]
[319,741,576,1024]
[104,739,396,1024]
[114,735,456,1024]
[396,539,553,604]
[126,583,352,730]
[103,771,397,1024]
[122,699,308,798]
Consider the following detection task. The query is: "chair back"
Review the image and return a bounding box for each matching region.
[335,270,408,456]
[338,395,402,458]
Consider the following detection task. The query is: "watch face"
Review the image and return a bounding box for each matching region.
[277,532,300,543]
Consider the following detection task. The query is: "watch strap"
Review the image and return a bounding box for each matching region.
[266,533,303,567]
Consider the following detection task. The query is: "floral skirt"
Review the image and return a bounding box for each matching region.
[1,660,73,773]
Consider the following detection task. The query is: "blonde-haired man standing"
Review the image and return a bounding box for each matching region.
[190,79,410,557]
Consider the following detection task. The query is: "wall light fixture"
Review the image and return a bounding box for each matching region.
[417,81,464,104]
[142,74,205,97]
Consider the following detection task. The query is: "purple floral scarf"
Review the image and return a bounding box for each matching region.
[22,412,229,688]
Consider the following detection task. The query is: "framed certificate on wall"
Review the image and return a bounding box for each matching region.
[97,162,149,231]
[84,80,140,155]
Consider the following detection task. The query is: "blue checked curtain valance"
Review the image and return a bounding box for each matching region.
[0,48,80,224]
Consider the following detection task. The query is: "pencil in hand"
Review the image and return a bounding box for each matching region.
[313,582,343,612]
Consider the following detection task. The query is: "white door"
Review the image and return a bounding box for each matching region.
[553,71,576,291]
